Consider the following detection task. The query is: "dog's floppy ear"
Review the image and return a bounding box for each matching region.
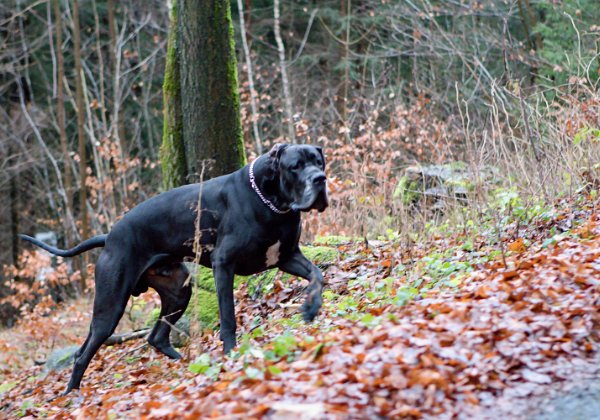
[266,143,288,176]
[268,143,289,161]
[315,146,326,169]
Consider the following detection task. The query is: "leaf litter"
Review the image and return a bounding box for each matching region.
[0,197,598,419]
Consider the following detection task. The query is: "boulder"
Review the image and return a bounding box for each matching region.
[170,314,190,347]
[394,162,499,209]
[43,345,79,376]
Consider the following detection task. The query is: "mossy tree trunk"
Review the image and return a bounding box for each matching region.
[176,0,246,182]
[160,3,187,190]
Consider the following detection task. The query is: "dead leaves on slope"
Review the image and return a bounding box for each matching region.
[1,206,599,418]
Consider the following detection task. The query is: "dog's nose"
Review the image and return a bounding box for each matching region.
[312,174,327,185]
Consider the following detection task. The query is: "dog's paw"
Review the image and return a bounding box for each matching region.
[148,337,182,359]
[301,293,322,322]
[62,386,76,396]
[222,335,236,355]
[161,346,182,360]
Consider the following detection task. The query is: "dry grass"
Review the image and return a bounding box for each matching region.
[303,77,599,243]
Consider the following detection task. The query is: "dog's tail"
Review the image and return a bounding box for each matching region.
[19,234,107,257]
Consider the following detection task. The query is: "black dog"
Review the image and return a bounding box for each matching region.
[21,144,328,394]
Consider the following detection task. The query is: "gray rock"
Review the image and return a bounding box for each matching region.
[43,345,79,376]
[394,162,499,208]
[170,314,190,347]
[531,382,600,420]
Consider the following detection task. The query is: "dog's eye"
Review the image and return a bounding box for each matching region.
[309,153,323,168]
[290,162,301,170]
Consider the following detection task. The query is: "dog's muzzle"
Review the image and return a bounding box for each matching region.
[291,171,329,212]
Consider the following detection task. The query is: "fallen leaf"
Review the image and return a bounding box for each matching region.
[508,238,527,253]
[521,369,552,384]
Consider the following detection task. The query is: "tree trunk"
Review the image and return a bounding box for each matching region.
[10,170,19,268]
[517,0,534,52]
[336,0,350,121]
[273,0,295,142]
[237,0,262,154]
[107,0,127,209]
[52,0,74,245]
[160,2,187,190]
[523,0,543,52]
[178,0,246,181]
[521,0,543,86]
[72,0,88,291]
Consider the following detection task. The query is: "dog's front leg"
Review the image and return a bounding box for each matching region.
[278,248,324,322]
[212,251,237,354]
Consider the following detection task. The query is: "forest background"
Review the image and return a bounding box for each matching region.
[0,1,599,417]
[0,0,598,323]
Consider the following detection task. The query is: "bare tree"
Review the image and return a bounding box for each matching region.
[72,0,89,290]
[52,0,74,244]
[237,0,262,154]
[273,0,295,143]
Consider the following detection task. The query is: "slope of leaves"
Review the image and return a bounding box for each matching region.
[0,197,598,419]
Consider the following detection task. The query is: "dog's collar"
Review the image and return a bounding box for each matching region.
[249,159,291,214]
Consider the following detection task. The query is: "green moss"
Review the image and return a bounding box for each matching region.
[393,175,421,205]
[145,283,218,331]
[146,307,161,327]
[314,235,357,246]
[224,0,246,167]
[160,2,186,190]
[193,265,216,292]
[300,245,339,265]
[446,178,473,189]
[162,3,179,94]
[0,381,17,394]
[448,161,467,170]
[187,289,220,329]
[191,265,252,293]
[194,245,338,295]
[241,269,277,297]
[241,245,339,297]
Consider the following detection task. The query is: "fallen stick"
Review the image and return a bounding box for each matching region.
[105,328,151,345]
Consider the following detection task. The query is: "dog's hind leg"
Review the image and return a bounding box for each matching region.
[146,263,191,359]
[65,260,132,394]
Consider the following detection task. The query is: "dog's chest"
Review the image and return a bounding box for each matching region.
[253,238,290,267]
[234,233,295,275]
[265,241,281,267]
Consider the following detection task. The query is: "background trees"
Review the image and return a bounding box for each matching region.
[0,0,169,319]
[1,0,167,264]
[0,0,598,323]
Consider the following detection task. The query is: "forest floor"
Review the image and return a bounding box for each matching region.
[0,195,598,419]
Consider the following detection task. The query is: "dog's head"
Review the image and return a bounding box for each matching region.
[268,144,328,213]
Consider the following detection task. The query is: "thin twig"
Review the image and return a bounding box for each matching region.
[106,342,149,371]
[105,328,151,345]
